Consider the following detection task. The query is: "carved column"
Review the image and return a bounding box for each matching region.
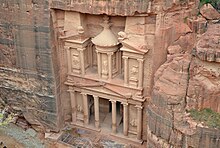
[93,95,100,128]
[108,53,113,79]
[118,51,122,74]
[70,90,77,123]
[79,48,85,76]
[122,102,129,136]
[97,51,101,78]
[65,46,71,74]
[88,44,93,66]
[123,56,129,85]
[137,59,144,88]
[82,93,89,125]
[111,100,117,134]
[136,105,143,140]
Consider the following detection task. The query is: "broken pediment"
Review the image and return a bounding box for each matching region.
[118,32,150,54]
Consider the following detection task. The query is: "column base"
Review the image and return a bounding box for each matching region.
[110,133,143,145]
[112,124,117,134]
[95,121,100,129]
[71,122,101,132]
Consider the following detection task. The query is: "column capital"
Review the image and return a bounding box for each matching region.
[107,52,114,56]
[109,99,117,103]
[93,95,99,99]
[121,102,128,106]
[122,56,129,59]
[77,48,86,51]
[137,58,144,62]
[81,92,87,95]
[135,105,143,109]
[64,46,71,50]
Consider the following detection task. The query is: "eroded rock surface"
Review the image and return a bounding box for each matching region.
[200,3,220,20]
[187,23,220,113]
[147,23,220,148]
[0,0,59,131]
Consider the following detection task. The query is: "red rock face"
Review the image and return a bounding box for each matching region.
[148,23,220,147]
[50,0,150,16]
[187,24,220,113]
[200,3,220,20]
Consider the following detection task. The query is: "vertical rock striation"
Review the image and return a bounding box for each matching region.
[0,0,60,131]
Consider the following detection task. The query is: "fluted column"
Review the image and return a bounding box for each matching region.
[70,90,76,123]
[93,95,100,128]
[137,59,144,88]
[122,102,129,136]
[79,48,85,76]
[97,51,101,78]
[82,93,89,125]
[136,105,143,140]
[123,56,129,85]
[108,53,113,79]
[110,100,117,134]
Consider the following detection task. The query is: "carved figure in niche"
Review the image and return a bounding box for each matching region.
[102,60,108,73]
[77,105,83,113]
[112,54,116,70]
[130,119,137,127]
[131,65,138,77]
[72,56,79,68]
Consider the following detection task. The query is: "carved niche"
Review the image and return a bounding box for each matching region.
[129,59,139,87]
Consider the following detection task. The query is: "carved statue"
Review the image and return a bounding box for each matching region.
[77,105,83,113]
[131,65,138,76]
[130,119,137,127]
[102,60,108,73]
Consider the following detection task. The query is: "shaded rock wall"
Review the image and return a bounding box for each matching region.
[0,0,60,131]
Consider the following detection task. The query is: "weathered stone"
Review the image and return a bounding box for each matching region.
[26,128,37,137]
[167,45,182,54]
[148,23,220,148]
[0,1,60,132]
[200,4,220,20]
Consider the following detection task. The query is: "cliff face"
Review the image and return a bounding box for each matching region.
[51,0,150,16]
[147,21,220,148]
[0,0,60,131]
[0,0,219,146]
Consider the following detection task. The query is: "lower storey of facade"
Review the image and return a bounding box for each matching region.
[67,87,144,142]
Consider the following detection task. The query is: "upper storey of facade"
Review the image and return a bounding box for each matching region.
[53,0,198,100]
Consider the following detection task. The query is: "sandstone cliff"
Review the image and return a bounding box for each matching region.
[147,13,220,148]
[0,0,60,131]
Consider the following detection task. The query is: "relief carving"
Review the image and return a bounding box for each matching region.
[130,65,138,79]
[72,55,80,69]
[102,60,108,74]
[77,105,83,113]
[130,119,137,127]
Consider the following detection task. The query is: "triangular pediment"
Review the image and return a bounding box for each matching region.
[81,85,125,98]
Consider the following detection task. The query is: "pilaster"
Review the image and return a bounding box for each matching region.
[136,105,143,140]
[137,59,144,88]
[123,56,129,85]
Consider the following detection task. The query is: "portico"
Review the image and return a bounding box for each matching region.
[67,82,144,140]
